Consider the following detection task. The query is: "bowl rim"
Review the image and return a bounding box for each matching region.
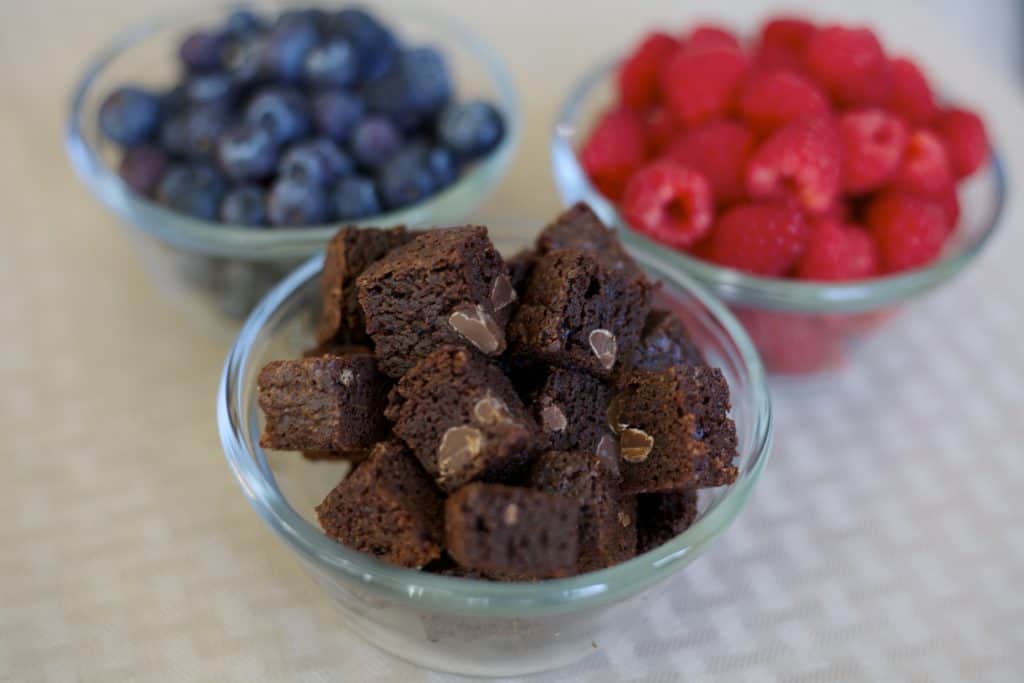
[64,0,521,261]
[217,238,774,618]
[551,55,1009,314]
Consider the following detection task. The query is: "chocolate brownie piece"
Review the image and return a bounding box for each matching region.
[505,247,536,296]
[301,449,372,463]
[609,365,738,494]
[445,483,580,579]
[316,440,443,568]
[316,226,412,345]
[536,203,642,277]
[258,351,388,453]
[385,346,537,492]
[529,451,636,572]
[530,367,616,466]
[625,309,705,372]
[509,248,651,378]
[357,226,515,377]
[302,342,371,358]
[637,490,698,554]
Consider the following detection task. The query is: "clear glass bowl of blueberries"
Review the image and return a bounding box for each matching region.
[66,3,518,324]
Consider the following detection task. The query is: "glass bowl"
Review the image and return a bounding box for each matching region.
[217,227,773,677]
[66,1,519,326]
[551,57,1007,374]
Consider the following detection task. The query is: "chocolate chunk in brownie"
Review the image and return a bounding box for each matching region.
[530,367,615,464]
[357,226,514,377]
[316,226,412,345]
[625,309,705,373]
[610,365,738,494]
[505,247,537,297]
[385,345,537,492]
[637,490,698,554]
[529,451,636,572]
[258,351,389,453]
[509,248,651,378]
[444,483,580,579]
[536,203,642,277]
[316,440,443,568]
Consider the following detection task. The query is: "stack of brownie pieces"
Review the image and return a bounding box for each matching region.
[257,203,738,580]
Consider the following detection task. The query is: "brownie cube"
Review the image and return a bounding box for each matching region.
[301,449,372,463]
[610,365,738,494]
[530,367,617,468]
[386,346,537,492]
[302,342,372,358]
[529,451,637,572]
[445,483,580,579]
[509,249,651,378]
[536,202,642,277]
[316,440,443,568]
[357,226,515,377]
[637,490,698,554]
[625,309,705,373]
[258,352,388,453]
[505,247,537,296]
[316,226,412,345]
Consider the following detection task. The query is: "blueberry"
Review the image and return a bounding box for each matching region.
[183,71,235,107]
[279,138,353,186]
[260,21,318,82]
[363,47,451,130]
[159,114,190,156]
[220,184,269,226]
[156,163,227,220]
[183,104,231,159]
[219,36,266,86]
[223,9,266,38]
[216,123,278,180]
[376,143,449,210]
[267,178,329,226]
[332,175,382,220]
[161,85,190,116]
[244,87,311,144]
[99,86,162,145]
[349,116,402,169]
[437,101,505,160]
[118,145,169,197]
[273,8,326,32]
[424,145,459,188]
[303,39,359,88]
[325,8,397,82]
[311,90,364,143]
[178,31,224,73]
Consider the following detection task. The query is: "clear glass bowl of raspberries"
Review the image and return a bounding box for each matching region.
[551,16,1006,374]
[66,3,519,327]
[217,222,772,676]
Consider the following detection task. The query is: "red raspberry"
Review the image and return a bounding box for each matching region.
[580,107,648,200]
[663,120,755,205]
[935,183,961,230]
[685,25,742,54]
[839,107,908,194]
[745,115,842,214]
[736,307,845,374]
[804,25,892,107]
[934,108,990,179]
[796,220,879,281]
[621,160,714,248]
[660,44,748,126]
[617,32,679,109]
[738,68,830,135]
[704,201,810,276]
[865,191,948,273]
[755,16,817,71]
[888,57,937,125]
[892,128,953,196]
[644,106,679,152]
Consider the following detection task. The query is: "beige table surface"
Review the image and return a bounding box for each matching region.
[3,1,1024,681]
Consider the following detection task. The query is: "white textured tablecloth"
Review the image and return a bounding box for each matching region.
[2,1,1022,680]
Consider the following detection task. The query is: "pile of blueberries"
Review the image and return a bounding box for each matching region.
[99,7,506,227]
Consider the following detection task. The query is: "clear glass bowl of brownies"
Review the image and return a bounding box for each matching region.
[218,204,773,676]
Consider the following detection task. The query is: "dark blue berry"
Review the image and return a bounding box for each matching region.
[325,8,397,82]
[223,9,266,38]
[159,114,190,156]
[376,143,446,210]
[311,90,364,143]
[219,36,265,86]
[178,31,224,73]
[303,39,359,88]
[156,163,227,220]
[273,8,325,32]
[349,116,402,169]
[363,47,451,130]
[260,22,318,82]
[183,104,231,159]
[424,145,459,188]
[216,123,278,180]
[279,138,353,186]
[183,71,235,107]
[267,178,329,226]
[99,86,162,145]
[437,101,505,160]
[332,175,382,220]
[220,185,269,226]
[118,145,168,197]
[244,87,311,145]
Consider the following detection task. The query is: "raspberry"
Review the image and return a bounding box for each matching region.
[745,115,842,214]
[644,106,679,151]
[737,68,830,135]
[580,107,648,200]
[660,44,748,126]
[865,191,948,273]
[685,25,742,54]
[617,32,679,109]
[935,184,961,230]
[892,128,953,196]
[755,17,817,71]
[804,25,891,106]
[663,120,755,205]
[888,57,937,125]
[795,220,879,281]
[838,107,908,193]
[704,202,809,276]
[934,108,990,179]
[736,308,844,374]
[621,161,714,248]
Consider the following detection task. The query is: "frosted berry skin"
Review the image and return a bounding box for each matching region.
[621,161,714,249]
